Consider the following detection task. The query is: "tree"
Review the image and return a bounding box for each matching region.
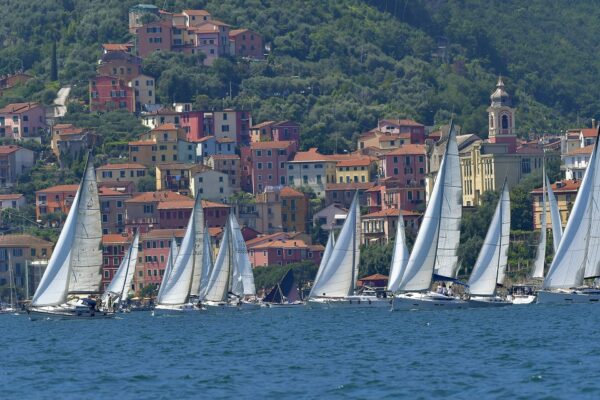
[137,176,156,192]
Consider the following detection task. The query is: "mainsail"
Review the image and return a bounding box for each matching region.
[544,128,599,288]
[386,212,409,292]
[467,182,510,296]
[103,232,139,303]
[546,175,563,252]
[396,122,460,292]
[309,230,335,298]
[156,196,205,305]
[433,123,462,278]
[68,157,103,294]
[532,171,547,279]
[156,237,178,301]
[32,155,102,306]
[202,216,232,302]
[309,192,360,298]
[230,215,256,296]
[197,225,214,299]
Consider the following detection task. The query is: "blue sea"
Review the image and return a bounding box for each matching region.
[1,304,599,399]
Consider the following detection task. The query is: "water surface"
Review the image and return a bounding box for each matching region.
[1,305,599,399]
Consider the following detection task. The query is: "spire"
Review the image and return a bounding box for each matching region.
[490,75,510,106]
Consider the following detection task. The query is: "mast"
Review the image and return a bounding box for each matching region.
[118,232,138,303]
[349,191,357,296]
[225,214,233,301]
[493,180,506,296]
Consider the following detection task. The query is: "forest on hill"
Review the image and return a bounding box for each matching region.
[0,0,599,153]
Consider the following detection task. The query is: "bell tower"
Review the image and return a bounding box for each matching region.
[487,77,516,152]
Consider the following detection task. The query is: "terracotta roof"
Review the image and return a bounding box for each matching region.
[216,137,235,143]
[308,244,325,252]
[358,273,389,281]
[325,182,375,191]
[102,234,130,244]
[279,186,304,197]
[102,43,132,52]
[36,184,78,194]
[531,179,581,194]
[157,200,194,210]
[384,144,427,156]
[252,239,310,250]
[142,229,186,239]
[292,148,332,163]
[0,194,23,201]
[251,140,295,150]
[335,156,376,167]
[192,21,230,34]
[126,191,191,203]
[565,145,594,156]
[581,128,598,138]
[97,163,147,170]
[0,102,42,114]
[152,123,178,131]
[251,121,275,129]
[129,140,155,146]
[379,118,424,127]
[246,232,290,248]
[0,145,24,155]
[183,9,211,16]
[197,136,215,143]
[208,227,223,237]
[0,234,53,248]
[363,209,420,218]
[202,199,230,208]
[229,28,250,37]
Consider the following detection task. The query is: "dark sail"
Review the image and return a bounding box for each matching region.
[264,269,300,303]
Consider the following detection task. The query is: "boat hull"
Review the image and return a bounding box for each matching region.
[28,305,115,320]
[308,296,391,308]
[202,300,261,311]
[263,301,306,308]
[509,295,537,305]
[468,296,512,308]
[537,290,600,304]
[152,303,204,315]
[392,292,467,311]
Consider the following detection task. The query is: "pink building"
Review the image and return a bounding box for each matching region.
[189,20,231,65]
[376,119,426,144]
[101,234,131,291]
[248,239,324,268]
[136,19,173,58]
[180,110,208,142]
[229,29,264,59]
[366,177,425,212]
[89,75,135,113]
[272,121,300,144]
[380,144,427,185]
[136,229,185,292]
[249,141,297,193]
[0,102,46,140]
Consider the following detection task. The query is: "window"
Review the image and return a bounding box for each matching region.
[12,249,22,257]
[501,114,509,130]
[221,125,230,132]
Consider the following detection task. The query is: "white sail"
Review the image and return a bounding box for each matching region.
[468,183,510,296]
[68,158,103,294]
[156,238,178,301]
[190,198,205,295]
[309,230,335,298]
[202,219,232,302]
[230,215,256,296]
[387,213,409,292]
[532,173,547,279]
[397,139,448,292]
[156,197,205,305]
[544,135,598,289]
[197,225,214,298]
[434,124,462,278]
[309,192,360,298]
[103,233,139,302]
[546,175,563,253]
[31,183,82,306]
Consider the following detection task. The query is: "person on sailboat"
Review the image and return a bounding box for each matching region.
[447,285,454,297]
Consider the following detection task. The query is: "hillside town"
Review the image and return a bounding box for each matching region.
[0,5,592,301]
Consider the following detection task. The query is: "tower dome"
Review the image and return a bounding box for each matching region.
[490,76,510,106]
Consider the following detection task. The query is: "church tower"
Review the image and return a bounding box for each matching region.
[487,77,516,152]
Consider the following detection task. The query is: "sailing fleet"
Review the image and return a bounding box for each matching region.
[12,124,600,320]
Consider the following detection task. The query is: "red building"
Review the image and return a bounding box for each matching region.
[101,234,131,291]
[136,20,173,58]
[89,75,135,113]
[380,144,427,185]
[248,238,324,268]
[229,29,264,59]
[249,140,297,193]
[180,110,208,142]
[365,177,425,213]
[136,229,185,292]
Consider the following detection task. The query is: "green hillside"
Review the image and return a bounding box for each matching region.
[1,0,597,152]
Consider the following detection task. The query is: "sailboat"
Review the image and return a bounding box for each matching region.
[28,155,113,320]
[538,127,600,303]
[0,256,19,314]
[392,122,467,310]
[200,213,259,310]
[467,181,511,307]
[101,232,139,312]
[154,195,209,313]
[308,192,390,308]
[386,212,409,293]
[262,268,304,308]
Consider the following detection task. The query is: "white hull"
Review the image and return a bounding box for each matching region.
[152,303,204,315]
[537,290,600,304]
[468,296,512,308]
[308,295,391,308]
[202,300,261,311]
[392,292,467,311]
[28,305,115,320]
[262,301,306,308]
[509,294,537,305]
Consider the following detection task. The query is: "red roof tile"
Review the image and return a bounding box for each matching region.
[565,144,594,156]
[0,102,42,114]
[142,229,186,239]
[0,145,24,155]
[97,163,147,170]
[126,191,191,203]
[251,121,275,129]
[183,9,211,15]
[0,194,23,201]
[363,209,420,218]
[152,123,178,131]
[129,140,155,146]
[0,234,53,247]
[384,144,427,156]
[379,118,424,127]
[102,234,130,244]
[251,140,295,150]
[581,128,598,138]
[279,186,304,197]
[531,179,581,194]
[292,148,332,163]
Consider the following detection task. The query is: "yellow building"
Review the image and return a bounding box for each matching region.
[530,179,578,230]
[334,155,377,184]
[129,123,190,167]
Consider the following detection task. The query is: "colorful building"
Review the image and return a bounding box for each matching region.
[89,75,135,113]
[361,208,420,245]
[101,233,131,291]
[97,163,148,190]
[248,239,324,268]
[129,74,156,111]
[51,124,97,160]
[205,154,241,192]
[229,28,264,59]
[0,145,34,187]
[97,51,143,83]
[334,155,377,184]
[285,148,337,198]
[135,229,185,292]
[0,102,46,140]
[0,234,52,297]
[249,140,297,194]
[530,179,579,230]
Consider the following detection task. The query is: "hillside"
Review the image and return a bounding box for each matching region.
[0,0,598,152]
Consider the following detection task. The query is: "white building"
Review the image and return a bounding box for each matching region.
[190,169,232,203]
[562,144,592,180]
[285,148,337,198]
